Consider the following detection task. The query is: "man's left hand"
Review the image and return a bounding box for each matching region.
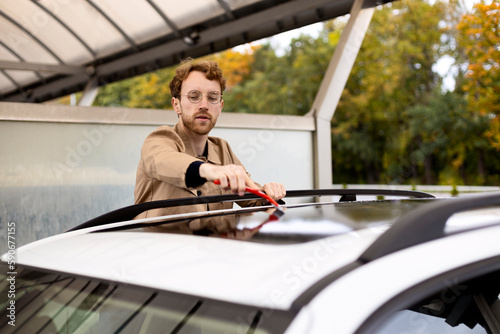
[262,182,286,201]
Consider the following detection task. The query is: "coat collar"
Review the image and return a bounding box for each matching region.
[174,123,222,165]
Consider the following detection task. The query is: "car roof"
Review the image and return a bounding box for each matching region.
[10,227,384,310]
[293,223,500,333]
[3,189,500,312]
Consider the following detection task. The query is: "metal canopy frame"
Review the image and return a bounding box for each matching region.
[0,0,392,103]
[310,0,378,187]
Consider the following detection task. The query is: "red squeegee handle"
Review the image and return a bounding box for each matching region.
[213,180,280,208]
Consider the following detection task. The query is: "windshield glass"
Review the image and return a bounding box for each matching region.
[0,263,293,334]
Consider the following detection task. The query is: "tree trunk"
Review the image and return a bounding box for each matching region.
[366,162,379,184]
[477,149,486,183]
[460,165,467,185]
[424,155,433,184]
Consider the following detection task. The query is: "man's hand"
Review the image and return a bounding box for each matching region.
[262,182,286,201]
[199,163,258,196]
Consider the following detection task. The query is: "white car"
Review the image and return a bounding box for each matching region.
[2,189,500,333]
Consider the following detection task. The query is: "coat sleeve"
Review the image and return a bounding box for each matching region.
[221,139,267,208]
[139,126,201,189]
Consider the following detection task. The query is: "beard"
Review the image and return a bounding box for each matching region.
[179,107,217,136]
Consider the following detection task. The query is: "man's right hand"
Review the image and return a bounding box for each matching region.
[199,163,259,196]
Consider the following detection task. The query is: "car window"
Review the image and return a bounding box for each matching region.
[373,269,500,333]
[0,263,293,334]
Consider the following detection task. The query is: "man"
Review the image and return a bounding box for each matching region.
[134,58,286,234]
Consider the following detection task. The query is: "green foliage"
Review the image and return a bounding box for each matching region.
[403,91,489,185]
[93,76,138,107]
[223,28,337,115]
[332,0,499,186]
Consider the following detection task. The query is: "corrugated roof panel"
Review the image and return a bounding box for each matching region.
[0,0,395,102]
[0,43,19,63]
[0,72,16,94]
[226,0,263,10]
[153,0,226,29]
[0,45,19,93]
[40,0,130,59]
[0,70,39,94]
[0,17,57,64]
[0,73,13,93]
[95,0,172,45]
[1,1,91,64]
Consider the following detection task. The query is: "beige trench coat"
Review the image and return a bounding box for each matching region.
[134,123,262,233]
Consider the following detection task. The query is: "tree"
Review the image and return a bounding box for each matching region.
[210,46,257,91]
[333,0,453,184]
[127,70,174,109]
[457,0,500,149]
[223,26,337,115]
[93,47,257,110]
[94,76,141,107]
[403,91,489,185]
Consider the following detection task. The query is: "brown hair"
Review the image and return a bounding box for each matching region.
[169,58,226,98]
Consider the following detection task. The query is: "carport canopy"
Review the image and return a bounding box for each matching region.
[0,0,393,103]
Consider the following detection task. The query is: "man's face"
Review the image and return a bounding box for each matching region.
[173,71,223,136]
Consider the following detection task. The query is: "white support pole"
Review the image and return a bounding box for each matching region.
[78,77,99,107]
[310,0,377,188]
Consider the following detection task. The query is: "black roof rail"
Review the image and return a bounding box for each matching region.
[359,191,500,263]
[284,189,434,202]
[68,188,434,232]
[67,192,264,232]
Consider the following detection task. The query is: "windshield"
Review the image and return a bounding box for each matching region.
[0,263,293,334]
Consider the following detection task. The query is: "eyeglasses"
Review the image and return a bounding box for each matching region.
[180,90,222,104]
